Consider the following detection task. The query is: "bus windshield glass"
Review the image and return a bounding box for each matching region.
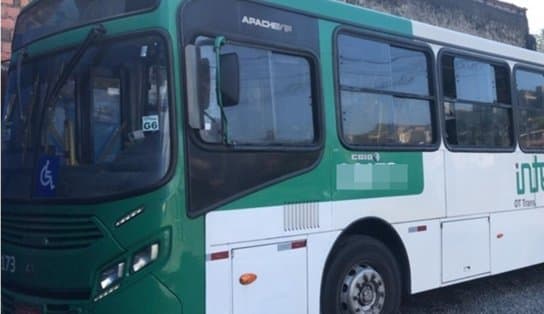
[1,34,171,201]
[13,0,158,50]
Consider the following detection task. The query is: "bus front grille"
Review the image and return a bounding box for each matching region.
[1,292,75,314]
[1,293,15,314]
[1,212,103,250]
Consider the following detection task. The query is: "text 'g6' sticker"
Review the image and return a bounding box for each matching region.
[142,115,159,132]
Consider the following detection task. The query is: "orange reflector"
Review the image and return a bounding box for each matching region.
[497,233,504,239]
[239,273,257,285]
[210,251,229,261]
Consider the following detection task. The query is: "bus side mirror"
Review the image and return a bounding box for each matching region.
[219,52,240,107]
[185,44,204,129]
[199,58,210,109]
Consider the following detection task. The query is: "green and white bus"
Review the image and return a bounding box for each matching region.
[2,0,544,313]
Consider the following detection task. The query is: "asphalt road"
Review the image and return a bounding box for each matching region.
[400,264,544,313]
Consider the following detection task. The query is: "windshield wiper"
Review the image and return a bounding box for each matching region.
[3,50,28,124]
[16,49,27,119]
[34,25,106,153]
[42,25,106,113]
[29,24,106,177]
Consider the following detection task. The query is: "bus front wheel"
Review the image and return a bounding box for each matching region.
[321,236,402,314]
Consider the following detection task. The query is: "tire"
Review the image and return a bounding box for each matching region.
[321,236,402,314]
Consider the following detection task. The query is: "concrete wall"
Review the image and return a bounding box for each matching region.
[342,0,531,48]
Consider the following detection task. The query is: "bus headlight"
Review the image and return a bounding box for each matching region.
[132,243,159,272]
[99,262,125,290]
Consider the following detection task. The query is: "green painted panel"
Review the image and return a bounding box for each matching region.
[318,19,423,202]
[262,0,412,37]
[319,18,424,201]
[4,1,206,313]
[221,14,419,211]
[220,164,332,210]
[219,21,339,211]
[92,276,181,314]
[333,150,424,199]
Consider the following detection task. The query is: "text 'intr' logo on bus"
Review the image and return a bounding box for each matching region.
[516,156,544,195]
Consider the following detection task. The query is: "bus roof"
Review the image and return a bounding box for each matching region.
[412,21,544,66]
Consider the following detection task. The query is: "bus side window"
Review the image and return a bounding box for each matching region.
[516,69,544,151]
[440,54,513,149]
[194,36,316,146]
[336,33,435,148]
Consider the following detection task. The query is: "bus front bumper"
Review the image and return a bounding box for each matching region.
[2,275,182,314]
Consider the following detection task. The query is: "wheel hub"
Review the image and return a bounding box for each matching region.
[360,284,375,304]
[340,265,386,314]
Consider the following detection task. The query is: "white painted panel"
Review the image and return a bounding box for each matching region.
[332,152,446,228]
[394,220,441,293]
[206,202,332,248]
[307,231,341,314]
[412,21,544,65]
[232,244,307,314]
[535,192,544,209]
[445,153,533,217]
[206,254,232,314]
[442,218,490,282]
[490,208,544,274]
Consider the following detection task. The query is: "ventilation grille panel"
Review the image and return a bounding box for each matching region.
[2,212,103,250]
[1,292,73,314]
[283,202,320,232]
[1,293,14,314]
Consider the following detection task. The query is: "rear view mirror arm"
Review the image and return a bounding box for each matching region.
[214,36,230,145]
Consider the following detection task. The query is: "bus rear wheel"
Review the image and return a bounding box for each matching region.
[322,236,402,314]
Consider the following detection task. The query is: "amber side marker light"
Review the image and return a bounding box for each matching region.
[239,273,258,285]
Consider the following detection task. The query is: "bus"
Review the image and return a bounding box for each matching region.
[2,0,544,313]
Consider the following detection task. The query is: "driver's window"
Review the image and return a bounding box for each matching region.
[194,36,315,146]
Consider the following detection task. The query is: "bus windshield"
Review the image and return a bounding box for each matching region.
[1,34,171,201]
[13,0,158,49]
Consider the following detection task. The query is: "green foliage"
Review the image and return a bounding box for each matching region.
[536,29,544,52]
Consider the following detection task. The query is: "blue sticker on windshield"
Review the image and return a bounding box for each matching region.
[35,155,59,197]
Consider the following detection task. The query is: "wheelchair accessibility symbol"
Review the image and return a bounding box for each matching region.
[35,156,59,197]
[40,160,56,190]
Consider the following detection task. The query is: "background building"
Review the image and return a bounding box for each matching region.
[0,0,537,61]
[2,0,29,60]
[341,0,533,49]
